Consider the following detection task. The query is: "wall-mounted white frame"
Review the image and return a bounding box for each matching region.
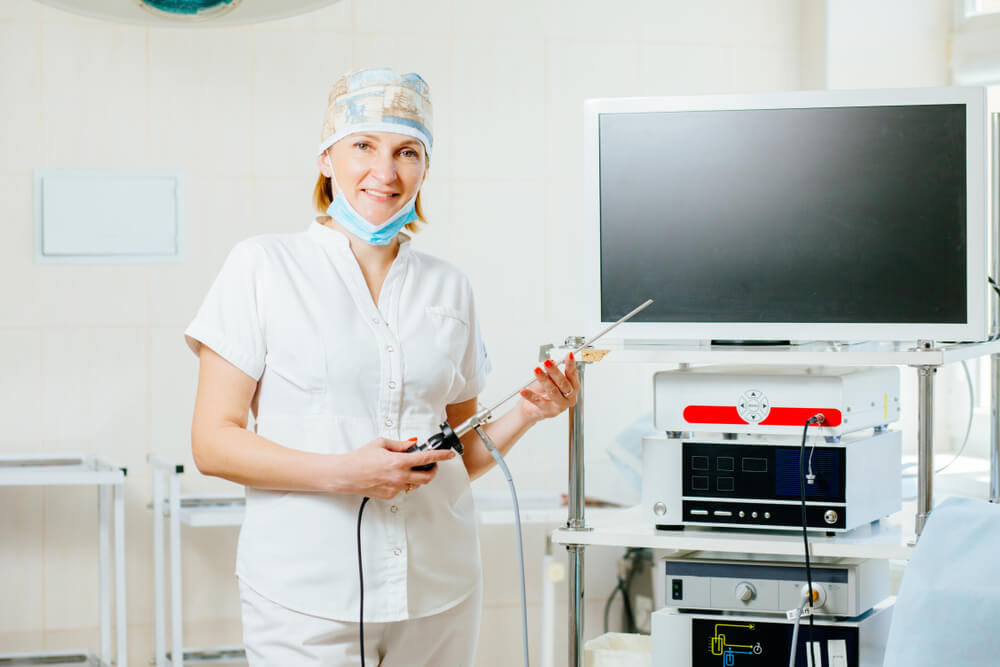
[34,168,185,264]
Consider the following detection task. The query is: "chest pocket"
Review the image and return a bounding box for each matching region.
[260,325,327,416]
[419,305,471,404]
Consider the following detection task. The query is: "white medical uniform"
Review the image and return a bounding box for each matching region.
[185,221,491,663]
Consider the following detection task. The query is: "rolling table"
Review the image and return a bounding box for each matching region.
[0,453,127,667]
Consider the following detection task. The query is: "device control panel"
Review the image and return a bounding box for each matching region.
[659,558,888,618]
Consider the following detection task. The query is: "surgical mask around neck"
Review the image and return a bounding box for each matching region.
[326,190,418,246]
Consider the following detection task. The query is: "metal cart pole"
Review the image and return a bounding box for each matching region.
[991,111,1000,504]
[565,337,591,667]
[115,480,128,666]
[916,365,937,536]
[992,353,999,503]
[99,484,112,660]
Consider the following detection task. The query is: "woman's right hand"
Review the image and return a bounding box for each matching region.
[342,437,456,499]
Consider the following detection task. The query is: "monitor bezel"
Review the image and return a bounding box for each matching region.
[584,87,989,343]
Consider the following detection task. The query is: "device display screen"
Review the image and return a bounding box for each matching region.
[691,617,859,667]
[598,105,968,325]
[683,442,847,502]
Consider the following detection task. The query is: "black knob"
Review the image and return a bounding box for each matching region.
[408,422,463,471]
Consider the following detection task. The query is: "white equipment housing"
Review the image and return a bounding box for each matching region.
[653,366,900,437]
[655,556,889,618]
[641,429,901,532]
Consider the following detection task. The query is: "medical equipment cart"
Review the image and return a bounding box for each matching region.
[0,453,127,667]
[148,455,246,667]
[553,337,1000,667]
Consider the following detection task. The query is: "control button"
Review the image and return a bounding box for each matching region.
[388,380,397,390]
[653,502,667,516]
[717,456,735,472]
[386,344,394,352]
[764,512,771,519]
[690,509,709,516]
[735,582,756,603]
[713,510,732,517]
[691,456,709,471]
[824,509,839,525]
[691,476,710,491]
[390,505,398,514]
[671,579,683,601]
[717,477,735,492]
[738,511,745,518]
[384,417,394,427]
[392,548,402,556]
[751,511,758,518]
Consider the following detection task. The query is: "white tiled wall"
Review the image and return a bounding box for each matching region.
[0,0,955,665]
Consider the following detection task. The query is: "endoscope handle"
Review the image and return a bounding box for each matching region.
[407,421,464,471]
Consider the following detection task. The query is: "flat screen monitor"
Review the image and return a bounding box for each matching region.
[585,87,989,343]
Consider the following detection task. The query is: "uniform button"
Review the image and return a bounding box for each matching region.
[392,548,402,557]
[384,417,394,427]
[386,344,394,352]
[388,381,397,390]
[390,505,398,513]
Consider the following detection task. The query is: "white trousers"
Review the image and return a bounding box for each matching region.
[239,580,481,667]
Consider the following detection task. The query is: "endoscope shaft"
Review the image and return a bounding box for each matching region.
[451,298,653,438]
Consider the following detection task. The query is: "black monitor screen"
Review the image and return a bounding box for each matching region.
[598,105,968,325]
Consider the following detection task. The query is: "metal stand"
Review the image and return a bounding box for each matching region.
[149,455,247,667]
[915,365,937,535]
[0,454,127,667]
[563,337,591,667]
[991,111,1000,504]
[993,353,1000,503]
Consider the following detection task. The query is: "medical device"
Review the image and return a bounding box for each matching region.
[651,603,894,667]
[641,428,901,532]
[406,298,654,467]
[584,86,989,343]
[656,556,888,619]
[652,366,900,437]
[358,299,653,667]
[642,366,901,532]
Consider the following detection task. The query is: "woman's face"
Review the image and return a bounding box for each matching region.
[320,131,427,225]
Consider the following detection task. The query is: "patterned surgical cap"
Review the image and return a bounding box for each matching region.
[318,68,433,156]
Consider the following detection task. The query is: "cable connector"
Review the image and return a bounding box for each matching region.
[807,413,825,426]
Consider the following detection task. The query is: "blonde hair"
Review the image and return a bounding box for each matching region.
[312,169,427,235]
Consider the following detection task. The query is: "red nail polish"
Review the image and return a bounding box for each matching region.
[569,352,574,361]
[408,437,418,441]
[534,366,542,374]
[544,359,554,368]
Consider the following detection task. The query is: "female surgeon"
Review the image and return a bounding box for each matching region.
[185,68,579,666]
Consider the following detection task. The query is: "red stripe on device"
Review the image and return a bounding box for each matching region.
[682,405,842,427]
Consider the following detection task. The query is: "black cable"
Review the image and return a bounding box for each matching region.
[619,577,636,632]
[799,414,823,662]
[357,496,370,667]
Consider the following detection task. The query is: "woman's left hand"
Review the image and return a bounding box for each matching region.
[518,353,580,422]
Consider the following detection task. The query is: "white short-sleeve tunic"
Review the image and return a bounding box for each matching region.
[184,221,491,622]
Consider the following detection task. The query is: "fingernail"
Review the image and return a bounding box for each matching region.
[544,359,554,368]
[408,437,418,441]
[569,352,574,361]
[534,366,542,375]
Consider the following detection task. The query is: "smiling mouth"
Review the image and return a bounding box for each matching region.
[362,189,399,202]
